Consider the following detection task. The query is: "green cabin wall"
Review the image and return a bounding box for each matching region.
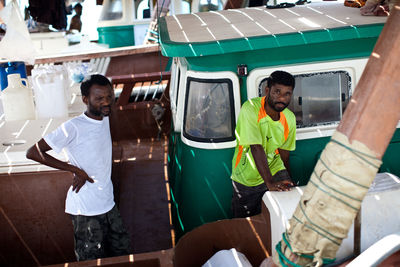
[380,128,400,174]
[168,131,235,239]
[169,128,400,239]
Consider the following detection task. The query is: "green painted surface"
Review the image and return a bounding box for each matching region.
[169,128,400,239]
[168,131,234,238]
[290,137,330,186]
[165,57,173,72]
[380,128,400,175]
[290,128,400,186]
[97,25,135,48]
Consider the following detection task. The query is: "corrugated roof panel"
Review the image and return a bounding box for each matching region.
[160,2,387,57]
[202,24,242,41]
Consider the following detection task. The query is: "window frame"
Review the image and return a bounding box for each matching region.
[247,58,368,140]
[135,0,152,20]
[170,58,187,133]
[288,70,351,128]
[181,70,241,149]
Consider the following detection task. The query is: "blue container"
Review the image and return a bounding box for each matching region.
[0,62,28,91]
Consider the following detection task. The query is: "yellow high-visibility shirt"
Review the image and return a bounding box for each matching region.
[231,96,296,187]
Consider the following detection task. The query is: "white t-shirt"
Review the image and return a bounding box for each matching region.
[44,113,115,216]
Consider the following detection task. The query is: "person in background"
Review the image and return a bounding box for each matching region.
[68,3,82,32]
[231,70,297,218]
[26,74,131,261]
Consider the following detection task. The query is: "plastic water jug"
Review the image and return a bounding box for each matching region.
[0,62,28,91]
[0,74,35,121]
[31,66,69,119]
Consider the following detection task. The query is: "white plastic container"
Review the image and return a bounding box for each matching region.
[31,65,69,119]
[0,74,35,121]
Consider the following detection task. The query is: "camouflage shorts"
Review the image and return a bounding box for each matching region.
[71,205,132,261]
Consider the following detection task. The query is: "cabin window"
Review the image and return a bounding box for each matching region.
[136,0,151,19]
[291,71,351,127]
[198,0,223,11]
[182,0,191,13]
[183,78,235,142]
[100,0,123,20]
[260,71,351,128]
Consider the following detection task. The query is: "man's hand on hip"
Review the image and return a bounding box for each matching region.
[72,170,94,193]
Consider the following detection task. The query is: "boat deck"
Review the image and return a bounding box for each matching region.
[116,137,174,254]
[0,135,173,266]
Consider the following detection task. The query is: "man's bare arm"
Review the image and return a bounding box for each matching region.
[26,139,93,192]
[250,144,291,191]
[278,148,291,177]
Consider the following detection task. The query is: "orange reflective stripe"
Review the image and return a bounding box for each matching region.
[235,145,244,168]
[279,112,289,141]
[258,96,267,123]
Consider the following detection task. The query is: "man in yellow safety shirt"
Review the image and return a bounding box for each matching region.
[231,70,296,217]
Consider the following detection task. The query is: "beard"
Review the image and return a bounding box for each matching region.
[267,96,288,112]
[88,103,111,117]
[100,106,111,116]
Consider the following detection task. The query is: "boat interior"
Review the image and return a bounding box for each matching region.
[0,46,176,266]
[2,65,400,266]
[1,2,400,266]
[0,60,277,266]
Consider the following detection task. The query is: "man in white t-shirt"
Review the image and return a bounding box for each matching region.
[26,74,131,261]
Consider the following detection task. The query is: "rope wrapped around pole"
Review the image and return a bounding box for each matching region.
[274,132,381,266]
[273,6,400,266]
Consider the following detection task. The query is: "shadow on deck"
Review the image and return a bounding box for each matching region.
[115,137,173,254]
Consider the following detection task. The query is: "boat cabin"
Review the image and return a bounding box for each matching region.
[159,1,400,240]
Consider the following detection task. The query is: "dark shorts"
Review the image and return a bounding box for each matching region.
[231,170,291,218]
[71,205,132,261]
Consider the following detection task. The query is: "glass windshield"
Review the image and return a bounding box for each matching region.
[184,78,235,142]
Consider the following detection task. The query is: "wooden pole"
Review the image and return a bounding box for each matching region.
[336,8,400,157]
[274,6,400,266]
[353,209,361,256]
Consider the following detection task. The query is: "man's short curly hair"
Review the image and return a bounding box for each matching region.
[267,70,295,89]
[80,74,112,97]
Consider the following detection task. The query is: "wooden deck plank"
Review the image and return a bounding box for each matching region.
[117,138,173,254]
